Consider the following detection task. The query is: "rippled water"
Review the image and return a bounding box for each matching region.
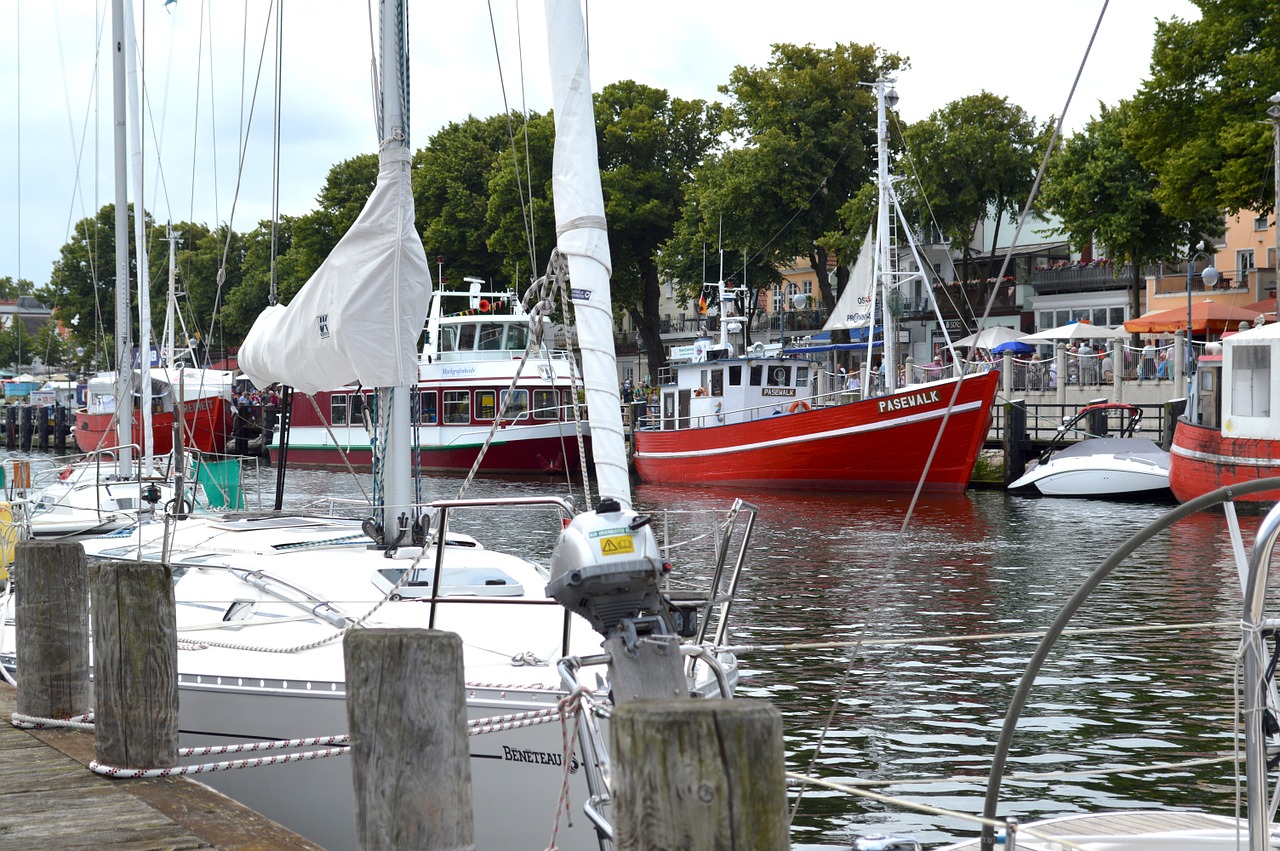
[14,453,1275,848]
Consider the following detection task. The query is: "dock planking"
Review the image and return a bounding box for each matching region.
[0,684,322,850]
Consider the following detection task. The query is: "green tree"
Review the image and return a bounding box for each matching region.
[1129,0,1280,218]
[0,316,34,369]
[901,92,1047,325]
[220,217,298,344]
[596,81,725,380]
[1040,102,1218,324]
[485,112,556,289]
[0,276,31,300]
[712,42,903,313]
[284,154,381,298]
[414,113,522,287]
[31,320,67,369]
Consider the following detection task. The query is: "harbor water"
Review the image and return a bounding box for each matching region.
[13,455,1272,848]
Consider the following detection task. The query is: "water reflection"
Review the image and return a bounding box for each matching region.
[14,454,1275,847]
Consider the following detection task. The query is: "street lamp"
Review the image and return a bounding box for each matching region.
[782,289,805,347]
[1185,244,1219,398]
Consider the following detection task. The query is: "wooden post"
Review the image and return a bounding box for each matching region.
[18,405,32,451]
[90,560,178,770]
[345,629,474,851]
[611,699,788,851]
[1003,400,1030,486]
[14,542,90,721]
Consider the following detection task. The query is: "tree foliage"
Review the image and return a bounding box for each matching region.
[1129,0,1280,218]
[901,92,1047,324]
[1040,102,1218,321]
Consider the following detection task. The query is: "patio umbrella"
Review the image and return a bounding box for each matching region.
[951,326,1026,350]
[1245,297,1276,316]
[990,339,1036,355]
[1123,301,1262,334]
[1020,320,1129,342]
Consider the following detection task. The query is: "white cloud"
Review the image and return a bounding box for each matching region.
[0,0,1198,291]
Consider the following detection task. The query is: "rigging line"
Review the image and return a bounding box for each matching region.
[210,0,275,347]
[486,0,539,279]
[185,0,205,230]
[515,1,536,273]
[268,0,282,306]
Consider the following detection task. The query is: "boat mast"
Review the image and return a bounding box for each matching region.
[111,0,133,476]
[875,78,897,391]
[163,226,180,367]
[124,0,153,467]
[376,0,415,533]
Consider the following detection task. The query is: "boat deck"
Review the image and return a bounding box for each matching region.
[944,809,1275,849]
[0,684,319,850]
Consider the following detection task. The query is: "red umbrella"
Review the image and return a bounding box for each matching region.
[1244,297,1276,315]
[1123,301,1262,334]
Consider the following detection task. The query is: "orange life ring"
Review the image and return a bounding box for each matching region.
[789,400,810,414]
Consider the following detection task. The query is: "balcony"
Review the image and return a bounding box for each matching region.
[1030,263,1132,294]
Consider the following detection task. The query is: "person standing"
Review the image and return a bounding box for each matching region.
[1141,341,1156,379]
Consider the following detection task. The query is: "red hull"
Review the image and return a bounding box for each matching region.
[1169,419,1280,503]
[633,371,999,493]
[275,435,590,476]
[75,396,233,456]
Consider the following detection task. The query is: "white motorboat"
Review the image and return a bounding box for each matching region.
[1008,403,1172,499]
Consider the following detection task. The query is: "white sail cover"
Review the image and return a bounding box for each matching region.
[822,226,875,331]
[545,0,630,509]
[239,146,431,395]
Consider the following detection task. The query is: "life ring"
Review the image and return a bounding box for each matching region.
[789,400,810,414]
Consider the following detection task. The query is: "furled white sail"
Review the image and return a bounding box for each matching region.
[239,146,431,395]
[544,0,630,509]
[822,226,875,332]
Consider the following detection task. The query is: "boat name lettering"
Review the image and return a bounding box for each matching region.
[878,390,940,414]
[502,746,579,772]
[761,388,796,397]
[441,367,478,377]
[571,288,591,301]
[589,527,630,538]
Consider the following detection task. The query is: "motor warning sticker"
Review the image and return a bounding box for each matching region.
[598,535,634,556]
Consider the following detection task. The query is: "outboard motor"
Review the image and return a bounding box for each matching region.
[548,497,689,702]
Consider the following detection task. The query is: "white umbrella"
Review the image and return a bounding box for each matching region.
[1021,321,1129,342]
[952,326,1026,350]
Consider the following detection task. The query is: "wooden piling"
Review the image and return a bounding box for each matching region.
[37,404,51,451]
[89,560,178,770]
[13,541,91,721]
[344,628,475,851]
[18,405,33,451]
[1003,400,1031,486]
[611,699,788,851]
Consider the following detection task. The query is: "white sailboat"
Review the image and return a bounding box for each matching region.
[8,2,753,849]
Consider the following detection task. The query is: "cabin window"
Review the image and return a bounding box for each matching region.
[767,365,789,387]
[419,391,438,425]
[475,390,497,420]
[478,323,504,350]
[796,367,809,388]
[507,323,529,352]
[350,393,365,422]
[749,365,762,386]
[728,365,742,386]
[1231,345,1271,418]
[710,369,724,396]
[501,389,529,420]
[456,324,478,351]
[443,390,470,424]
[331,394,348,426]
[532,389,559,420]
[438,327,457,352]
[561,389,576,418]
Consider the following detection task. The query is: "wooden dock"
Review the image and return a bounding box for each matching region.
[0,684,321,850]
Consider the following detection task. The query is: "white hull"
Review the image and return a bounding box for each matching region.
[1009,437,1171,499]
[940,810,1280,849]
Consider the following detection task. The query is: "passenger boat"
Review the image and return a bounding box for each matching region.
[1169,319,1280,503]
[633,80,999,494]
[271,279,590,475]
[1007,402,1172,499]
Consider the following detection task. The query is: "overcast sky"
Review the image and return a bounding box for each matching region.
[0,0,1199,291]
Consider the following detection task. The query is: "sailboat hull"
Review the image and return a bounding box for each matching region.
[634,371,998,492]
[1169,418,1280,503]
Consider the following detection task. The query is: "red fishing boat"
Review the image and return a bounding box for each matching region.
[1169,320,1280,503]
[635,79,999,493]
[74,367,236,456]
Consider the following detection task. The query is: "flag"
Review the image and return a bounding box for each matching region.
[698,292,707,315]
